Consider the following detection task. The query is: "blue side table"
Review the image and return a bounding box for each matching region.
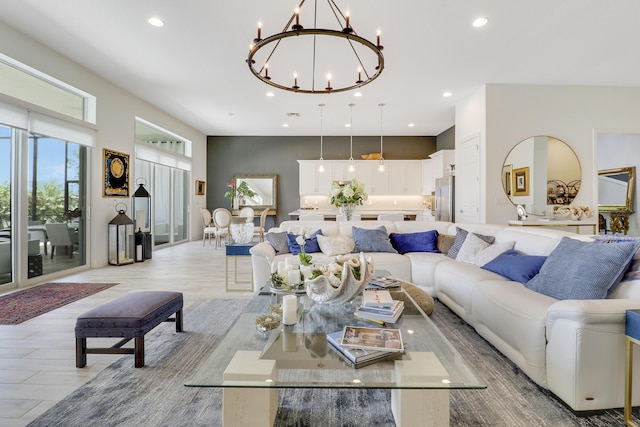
[225,243,255,292]
[625,309,640,426]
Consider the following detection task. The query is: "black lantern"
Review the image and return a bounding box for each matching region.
[132,178,151,232]
[132,178,152,260]
[108,204,135,266]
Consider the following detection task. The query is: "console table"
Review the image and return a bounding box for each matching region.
[225,243,255,292]
[508,218,597,234]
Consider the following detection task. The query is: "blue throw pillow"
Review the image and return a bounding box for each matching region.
[352,226,397,253]
[286,229,323,255]
[447,227,495,259]
[481,249,547,284]
[389,230,440,254]
[525,237,640,300]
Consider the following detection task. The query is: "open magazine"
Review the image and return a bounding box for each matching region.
[340,326,404,352]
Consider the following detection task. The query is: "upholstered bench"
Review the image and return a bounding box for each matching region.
[75,291,183,368]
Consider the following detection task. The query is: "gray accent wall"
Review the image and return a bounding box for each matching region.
[207,135,436,225]
[437,126,455,150]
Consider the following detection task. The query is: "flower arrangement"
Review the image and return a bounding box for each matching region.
[329,178,368,207]
[291,226,313,266]
[224,180,257,202]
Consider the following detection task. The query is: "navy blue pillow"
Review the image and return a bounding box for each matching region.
[389,230,440,255]
[286,229,323,254]
[481,249,547,284]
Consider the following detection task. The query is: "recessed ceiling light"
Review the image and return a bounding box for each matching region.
[282,123,289,127]
[472,17,488,27]
[443,91,452,97]
[354,92,362,97]
[408,123,415,127]
[266,92,275,97]
[345,123,351,128]
[148,17,165,27]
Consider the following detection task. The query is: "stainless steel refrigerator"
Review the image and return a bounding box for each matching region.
[435,176,455,222]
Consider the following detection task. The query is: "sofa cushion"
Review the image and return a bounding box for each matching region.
[447,227,495,259]
[481,249,547,284]
[352,226,397,253]
[266,231,290,254]
[437,234,456,254]
[525,237,640,299]
[317,234,355,257]
[389,230,439,254]
[456,232,492,264]
[467,239,516,266]
[286,229,323,254]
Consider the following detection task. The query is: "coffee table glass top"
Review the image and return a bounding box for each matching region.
[186,289,485,390]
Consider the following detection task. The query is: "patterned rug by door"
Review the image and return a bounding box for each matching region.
[0,282,118,324]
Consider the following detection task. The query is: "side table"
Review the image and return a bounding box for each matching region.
[225,243,255,292]
[625,309,640,426]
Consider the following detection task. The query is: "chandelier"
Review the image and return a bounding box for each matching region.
[247,0,385,94]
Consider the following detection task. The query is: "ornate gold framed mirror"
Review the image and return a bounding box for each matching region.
[598,166,635,212]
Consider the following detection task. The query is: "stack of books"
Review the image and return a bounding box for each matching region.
[367,276,403,289]
[327,326,404,368]
[354,289,404,324]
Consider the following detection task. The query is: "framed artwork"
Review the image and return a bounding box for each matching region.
[512,167,529,196]
[195,180,206,195]
[502,164,512,196]
[103,148,130,197]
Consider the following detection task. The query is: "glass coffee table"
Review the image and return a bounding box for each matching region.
[186,288,485,426]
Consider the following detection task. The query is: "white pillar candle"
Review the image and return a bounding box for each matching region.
[288,269,301,285]
[277,261,286,277]
[282,295,298,325]
[136,244,143,261]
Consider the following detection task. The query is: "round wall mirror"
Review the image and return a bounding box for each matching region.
[501,136,581,215]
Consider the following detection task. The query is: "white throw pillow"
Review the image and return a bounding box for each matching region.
[317,234,355,257]
[472,240,515,266]
[456,232,491,264]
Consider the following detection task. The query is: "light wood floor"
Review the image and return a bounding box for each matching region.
[0,240,256,427]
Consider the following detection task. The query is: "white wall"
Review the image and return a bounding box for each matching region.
[458,84,640,226]
[0,22,207,269]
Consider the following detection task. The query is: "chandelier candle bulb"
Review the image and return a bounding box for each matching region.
[282,295,298,325]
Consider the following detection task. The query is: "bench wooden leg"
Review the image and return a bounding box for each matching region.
[176,309,183,332]
[134,337,145,368]
[76,337,87,368]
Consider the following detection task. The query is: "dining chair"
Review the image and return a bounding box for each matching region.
[212,208,232,248]
[254,209,269,242]
[200,208,217,246]
[299,214,324,221]
[377,213,405,222]
[45,223,74,258]
[238,207,255,223]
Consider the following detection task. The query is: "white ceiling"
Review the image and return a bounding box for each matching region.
[0,0,639,137]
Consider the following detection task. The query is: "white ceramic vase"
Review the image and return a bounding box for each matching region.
[305,252,374,304]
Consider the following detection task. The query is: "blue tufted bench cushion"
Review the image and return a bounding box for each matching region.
[75,291,183,368]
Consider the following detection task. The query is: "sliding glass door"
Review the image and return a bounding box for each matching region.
[136,159,190,247]
[0,125,12,285]
[0,125,87,287]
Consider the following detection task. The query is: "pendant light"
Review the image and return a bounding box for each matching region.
[348,103,355,172]
[378,103,385,172]
[318,103,325,172]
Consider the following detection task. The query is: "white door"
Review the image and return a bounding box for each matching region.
[456,135,481,223]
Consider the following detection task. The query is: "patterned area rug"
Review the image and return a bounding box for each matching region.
[30,298,640,426]
[0,282,118,324]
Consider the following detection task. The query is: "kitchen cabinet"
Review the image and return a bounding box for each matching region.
[422,159,434,194]
[298,160,333,195]
[387,161,423,194]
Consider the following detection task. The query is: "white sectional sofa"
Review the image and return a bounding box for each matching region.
[250,219,640,412]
